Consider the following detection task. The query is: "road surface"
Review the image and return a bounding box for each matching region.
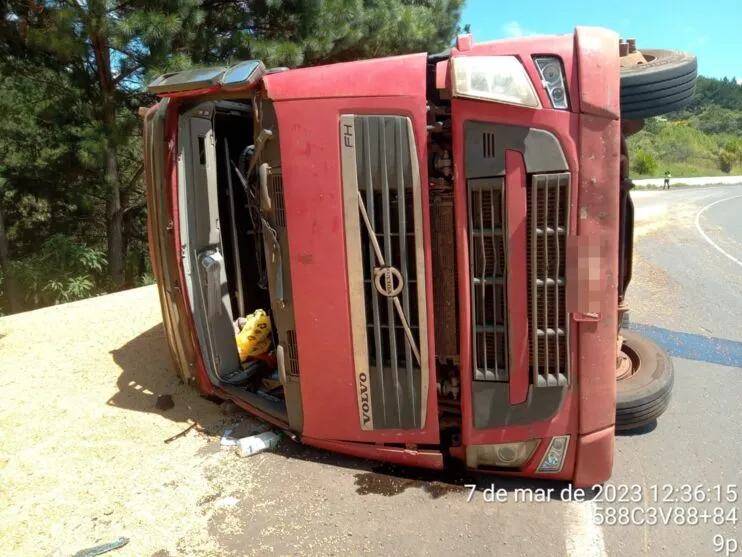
[1,185,740,556]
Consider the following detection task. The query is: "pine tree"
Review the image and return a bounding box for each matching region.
[1,0,465,310]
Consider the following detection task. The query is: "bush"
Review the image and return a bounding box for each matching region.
[10,235,106,308]
[719,149,736,173]
[632,150,658,175]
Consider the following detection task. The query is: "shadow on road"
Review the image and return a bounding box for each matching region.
[107,323,221,428]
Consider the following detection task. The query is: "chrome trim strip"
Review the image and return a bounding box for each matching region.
[340,115,374,431]
[406,118,429,428]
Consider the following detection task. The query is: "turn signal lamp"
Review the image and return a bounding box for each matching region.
[537,435,570,473]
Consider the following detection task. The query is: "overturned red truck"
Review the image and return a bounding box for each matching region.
[143,27,695,486]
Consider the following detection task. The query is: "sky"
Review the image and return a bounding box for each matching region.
[460,0,741,81]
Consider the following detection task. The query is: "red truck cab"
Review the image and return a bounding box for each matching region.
[143,26,678,487]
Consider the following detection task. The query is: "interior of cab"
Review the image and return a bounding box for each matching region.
[176,97,293,425]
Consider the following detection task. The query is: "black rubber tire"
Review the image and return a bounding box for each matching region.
[620,49,697,119]
[615,329,674,431]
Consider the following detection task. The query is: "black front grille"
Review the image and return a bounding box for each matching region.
[528,173,570,386]
[360,190,420,368]
[468,178,508,382]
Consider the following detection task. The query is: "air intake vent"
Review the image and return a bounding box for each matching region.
[285,329,299,377]
[468,178,508,382]
[482,133,496,158]
[270,172,286,227]
[528,173,570,386]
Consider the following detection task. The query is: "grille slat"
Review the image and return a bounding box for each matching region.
[529,173,570,387]
[377,118,403,423]
[363,122,387,423]
[468,178,508,383]
[396,119,416,419]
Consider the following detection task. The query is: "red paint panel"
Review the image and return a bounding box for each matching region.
[263,53,428,101]
[302,437,444,470]
[574,27,620,119]
[573,425,614,487]
[452,97,580,451]
[504,150,529,406]
[576,115,620,435]
[274,94,438,444]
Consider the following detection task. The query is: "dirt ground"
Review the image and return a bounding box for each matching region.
[0,286,271,557]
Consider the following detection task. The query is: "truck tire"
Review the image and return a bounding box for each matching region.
[616,329,674,431]
[620,49,697,119]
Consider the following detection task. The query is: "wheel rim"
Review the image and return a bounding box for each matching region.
[616,342,640,381]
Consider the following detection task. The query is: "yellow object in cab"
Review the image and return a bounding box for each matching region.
[235,309,272,362]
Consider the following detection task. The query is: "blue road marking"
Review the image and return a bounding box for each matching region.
[629,323,742,368]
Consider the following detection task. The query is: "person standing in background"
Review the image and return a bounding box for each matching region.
[663,170,671,189]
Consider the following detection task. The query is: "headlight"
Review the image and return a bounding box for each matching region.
[533,56,569,110]
[466,439,540,468]
[451,56,541,108]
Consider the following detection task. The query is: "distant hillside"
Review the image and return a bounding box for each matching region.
[628,76,742,178]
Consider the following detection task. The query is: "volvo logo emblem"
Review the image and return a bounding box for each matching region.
[373,266,404,298]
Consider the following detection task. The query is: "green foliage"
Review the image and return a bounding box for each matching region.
[632,150,658,175]
[719,150,735,173]
[7,235,106,307]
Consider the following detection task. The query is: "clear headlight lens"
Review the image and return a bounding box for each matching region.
[451,56,541,108]
[534,56,569,110]
[466,439,540,469]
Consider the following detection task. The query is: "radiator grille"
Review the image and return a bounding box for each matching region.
[468,178,508,382]
[285,329,299,377]
[341,114,428,430]
[360,190,420,369]
[528,173,570,386]
[270,173,286,227]
[430,194,458,359]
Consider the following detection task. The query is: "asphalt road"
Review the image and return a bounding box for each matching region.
[204,184,742,556]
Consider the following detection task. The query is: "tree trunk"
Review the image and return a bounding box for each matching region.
[0,207,22,313]
[105,145,125,288]
[91,18,125,289]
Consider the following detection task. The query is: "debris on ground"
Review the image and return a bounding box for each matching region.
[220,416,272,449]
[72,537,129,557]
[236,431,281,457]
[163,422,196,444]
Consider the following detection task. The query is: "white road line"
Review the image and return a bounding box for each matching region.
[564,501,607,557]
[694,194,742,268]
